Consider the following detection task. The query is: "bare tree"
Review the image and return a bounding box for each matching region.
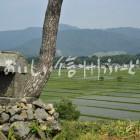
[23,0,63,98]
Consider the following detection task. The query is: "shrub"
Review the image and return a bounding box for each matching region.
[99,76,104,81]
[117,76,123,82]
[55,99,80,121]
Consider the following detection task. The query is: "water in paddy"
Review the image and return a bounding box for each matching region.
[73,94,140,120]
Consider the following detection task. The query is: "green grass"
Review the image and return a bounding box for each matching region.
[54,120,140,140]
[40,68,140,120]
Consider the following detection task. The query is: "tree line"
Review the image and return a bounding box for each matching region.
[28,53,140,66]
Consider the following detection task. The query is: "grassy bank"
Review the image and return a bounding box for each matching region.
[54,120,140,140]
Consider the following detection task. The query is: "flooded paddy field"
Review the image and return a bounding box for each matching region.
[41,69,140,120]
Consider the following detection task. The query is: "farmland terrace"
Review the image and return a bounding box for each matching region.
[40,69,140,121]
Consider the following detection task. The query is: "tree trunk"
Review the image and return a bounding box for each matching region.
[23,0,63,98]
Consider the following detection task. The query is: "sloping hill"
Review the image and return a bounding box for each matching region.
[0,25,140,57]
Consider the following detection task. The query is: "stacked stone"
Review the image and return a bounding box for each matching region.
[0,98,60,140]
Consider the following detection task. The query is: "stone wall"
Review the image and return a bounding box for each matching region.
[0,99,60,140]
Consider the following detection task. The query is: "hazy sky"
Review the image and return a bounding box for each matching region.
[0,0,140,31]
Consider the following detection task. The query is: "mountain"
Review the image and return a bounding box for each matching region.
[57,29,140,56]
[107,27,140,39]
[59,24,79,31]
[0,24,140,57]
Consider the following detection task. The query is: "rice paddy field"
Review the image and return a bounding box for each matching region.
[40,68,140,121]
